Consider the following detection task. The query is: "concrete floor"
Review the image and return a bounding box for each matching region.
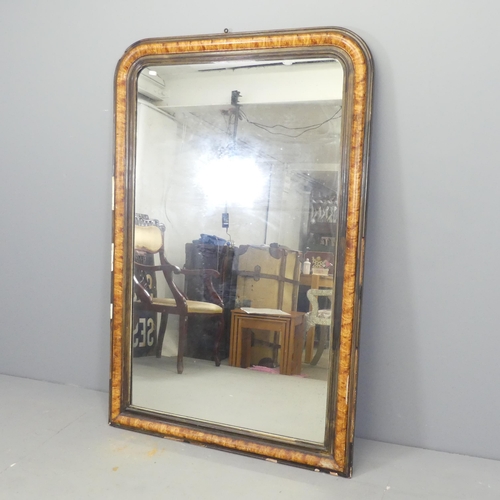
[1,374,500,499]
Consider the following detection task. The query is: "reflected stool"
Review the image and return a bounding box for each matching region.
[229,309,305,375]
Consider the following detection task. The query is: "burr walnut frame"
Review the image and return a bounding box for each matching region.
[110,27,373,477]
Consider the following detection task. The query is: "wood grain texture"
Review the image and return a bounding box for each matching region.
[332,34,371,474]
[114,413,339,471]
[110,27,372,477]
[110,78,127,420]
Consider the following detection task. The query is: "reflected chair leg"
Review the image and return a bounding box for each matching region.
[177,315,188,374]
[156,313,168,358]
[305,326,315,363]
[310,325,329,366]
[213,314,224,367]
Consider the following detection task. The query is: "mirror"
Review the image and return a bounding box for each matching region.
[111,28,373,477]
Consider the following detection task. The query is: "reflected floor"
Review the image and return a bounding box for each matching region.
[301,351,329,381]
[132,355,329,443]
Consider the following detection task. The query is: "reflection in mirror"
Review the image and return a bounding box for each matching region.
[130,57,343,444]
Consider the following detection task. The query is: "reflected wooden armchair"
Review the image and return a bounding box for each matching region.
[304,289,332,366]
[133,217,224,374]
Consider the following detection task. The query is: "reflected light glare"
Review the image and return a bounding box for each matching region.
[197,156,266,208]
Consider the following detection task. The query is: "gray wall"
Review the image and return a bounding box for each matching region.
[1,1,499,461]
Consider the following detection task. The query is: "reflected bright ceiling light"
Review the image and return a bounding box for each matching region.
[196,155,266,208]
[148,70,157,76]
[196,90,268,211]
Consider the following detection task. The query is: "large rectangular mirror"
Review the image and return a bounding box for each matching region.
[110,28,373,477]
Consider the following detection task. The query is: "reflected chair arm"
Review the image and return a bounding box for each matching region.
[306,288,332,315]
[305,289,333,330]
[180,268,223,308]
[134,261,187,313]
[133,275,154,305]
[134,262,182,274]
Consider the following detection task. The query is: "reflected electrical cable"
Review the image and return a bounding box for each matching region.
[239,106,342,138]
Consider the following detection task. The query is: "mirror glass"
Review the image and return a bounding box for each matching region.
[130,56,343,444]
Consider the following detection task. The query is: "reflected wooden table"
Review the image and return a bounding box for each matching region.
[300,273,334,363]
[229,309,305,375]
